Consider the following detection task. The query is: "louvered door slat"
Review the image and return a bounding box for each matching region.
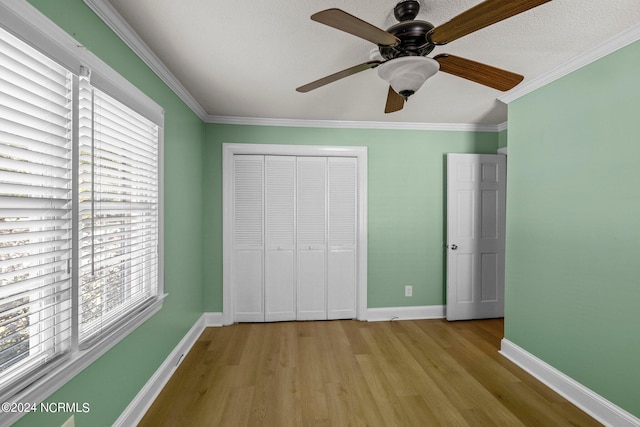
[297,157,327,247]
[233,156,264,248]
[329,158,357,248]
[265,156,295,248]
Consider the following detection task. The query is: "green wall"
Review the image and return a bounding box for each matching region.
[14,1,206,426]
[15,0,639,423]
[504,39,640,417]
[497,128,508,148]
[204,124,498,311]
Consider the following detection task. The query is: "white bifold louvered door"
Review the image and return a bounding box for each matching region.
[231,155,357,322]
[296,157,327,320]
[232,155,264,322]
[327,158,357,319]
[264,156,296,322]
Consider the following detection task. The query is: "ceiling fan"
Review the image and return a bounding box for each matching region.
[296,0,552,113]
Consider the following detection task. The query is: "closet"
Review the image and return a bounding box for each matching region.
[231,154,357,322]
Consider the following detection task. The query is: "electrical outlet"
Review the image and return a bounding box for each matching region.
[405,285,413,297]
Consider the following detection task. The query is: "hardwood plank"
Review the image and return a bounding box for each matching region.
[317,322,377,426]
[339,317,371,354]
[138,319,602,427]
[391,322,526,426]
[428,322,573,426]
[273,367,302,427]
[297,334,330,426]
[356,353,438,426]
[219,386,254,426]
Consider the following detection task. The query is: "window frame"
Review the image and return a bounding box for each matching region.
[0,1,165,422]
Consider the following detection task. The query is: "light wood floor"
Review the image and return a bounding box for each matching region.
[139,319,601,426]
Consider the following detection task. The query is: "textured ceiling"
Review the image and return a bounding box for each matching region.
[103,0,640,126]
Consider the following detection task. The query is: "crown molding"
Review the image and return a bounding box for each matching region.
[81,0,507,132]
[499,22,640,104]
[206,115,505,132]
[83,0,507,132]
[82,1,640,130]
[82,0,208,120]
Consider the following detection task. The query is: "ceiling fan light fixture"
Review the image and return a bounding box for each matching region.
[377,56,439,99]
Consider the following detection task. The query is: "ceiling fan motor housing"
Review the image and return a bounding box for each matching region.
[380,1,435,60]
[394,0,421,21]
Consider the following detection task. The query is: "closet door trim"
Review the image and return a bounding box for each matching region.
[222,143,368,325]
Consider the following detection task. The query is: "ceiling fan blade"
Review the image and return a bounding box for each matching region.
[434,54,524,91]
[428,0,552,45]
[311,9,399,46]
[296,60,382,93]
[385,86,404,113]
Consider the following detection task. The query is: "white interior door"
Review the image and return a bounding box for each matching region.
[232,155,265,322]
[327,157,357,319]
[264,156,296,321]
[446,154,506,321]
[296,157,328,320]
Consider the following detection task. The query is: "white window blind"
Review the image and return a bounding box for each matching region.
[0,29,73,390]
[77,76,159,345]
[79,78,159,341]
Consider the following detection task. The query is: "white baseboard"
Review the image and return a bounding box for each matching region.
[367,305,445,322]
[114,312,223,426]
[500,339,640,427]
[203,311,224,327]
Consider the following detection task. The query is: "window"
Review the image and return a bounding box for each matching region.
[77,75,160,346]
[0,6,163,409]
[0,26,74,395]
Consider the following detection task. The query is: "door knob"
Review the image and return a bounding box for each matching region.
[450,244,458,250]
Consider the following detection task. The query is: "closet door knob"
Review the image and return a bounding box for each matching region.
[450,244,458,250]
